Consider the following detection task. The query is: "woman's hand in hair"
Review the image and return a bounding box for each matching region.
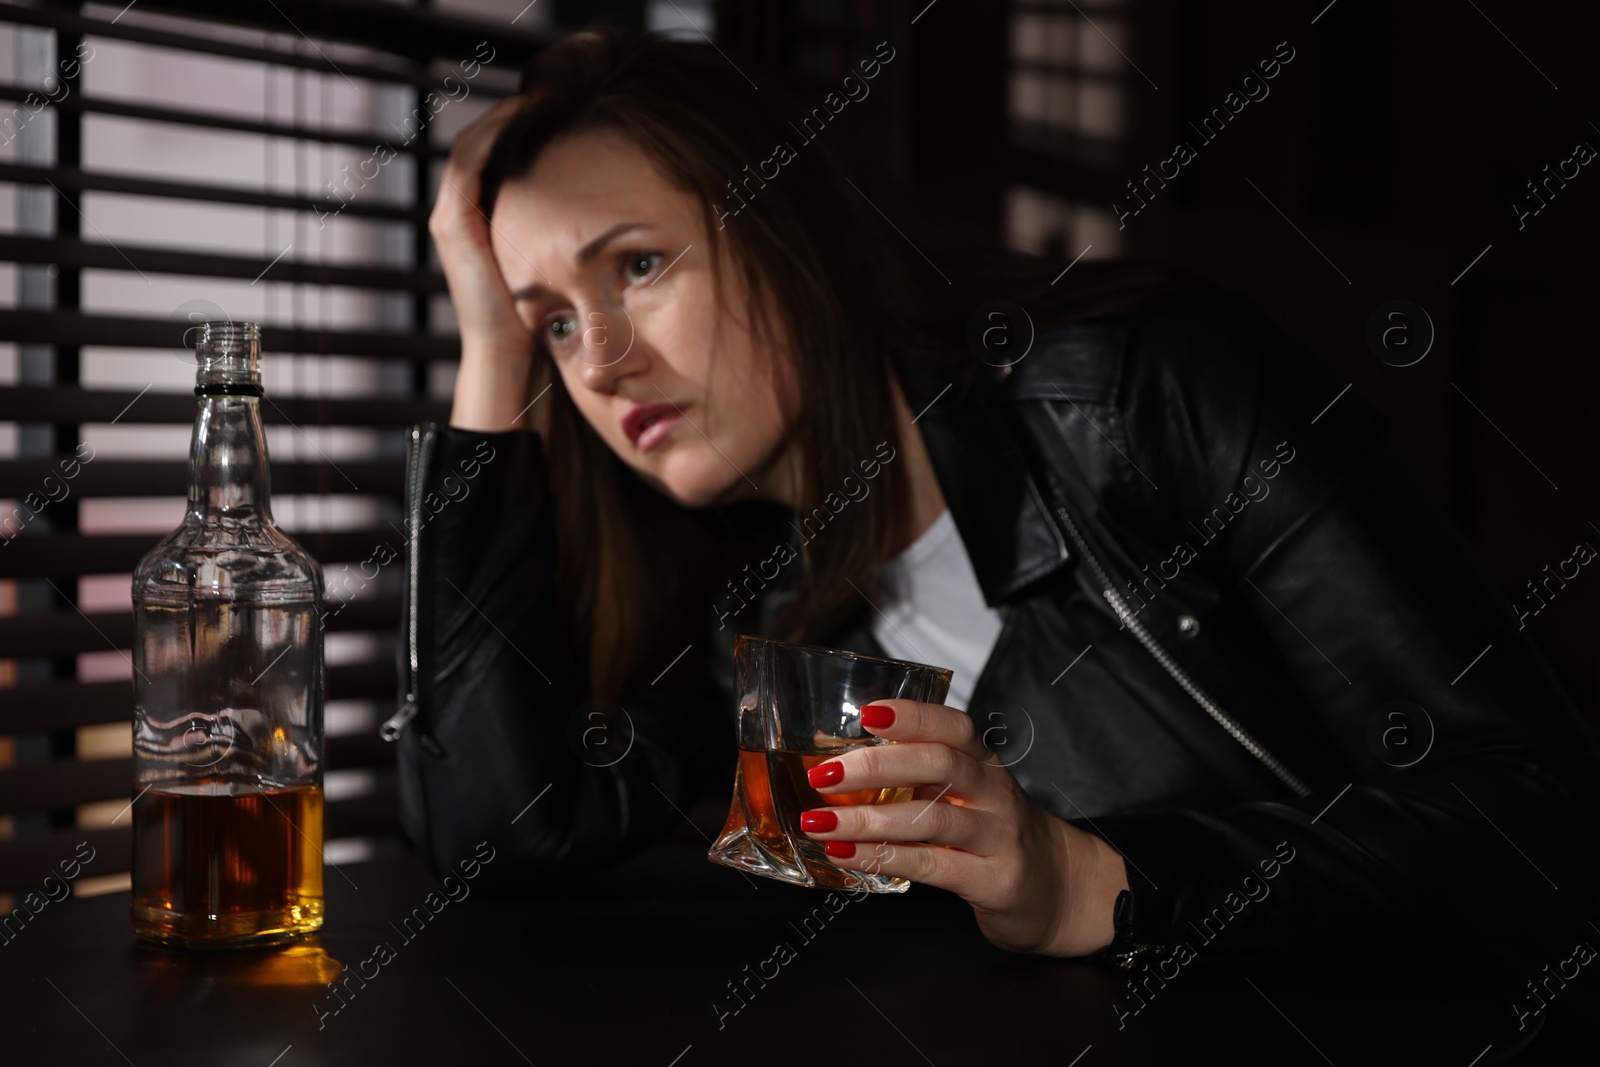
[798,698,1130,957]
[432,95,538,432]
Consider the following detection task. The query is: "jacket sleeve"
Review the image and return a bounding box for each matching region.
[1073,294,1600,959]
[391,422,731,886]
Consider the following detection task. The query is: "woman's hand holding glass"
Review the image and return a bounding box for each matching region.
[799,698,1131,957]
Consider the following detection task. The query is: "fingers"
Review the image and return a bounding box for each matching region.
[431,95,533,245]
[808,739,984,799]
[799,797,992,854]
[820,837,980,894]
[805,700,996,801]
[429,94,541,372]
[857,698,989,762]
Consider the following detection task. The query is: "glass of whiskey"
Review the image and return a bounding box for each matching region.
[708,635,952,893]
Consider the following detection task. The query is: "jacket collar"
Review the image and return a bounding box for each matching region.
[900,354,1074,607]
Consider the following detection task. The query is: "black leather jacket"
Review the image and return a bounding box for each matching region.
[386,289,1600,960]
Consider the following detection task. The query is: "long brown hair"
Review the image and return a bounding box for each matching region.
[479,28,1190,702]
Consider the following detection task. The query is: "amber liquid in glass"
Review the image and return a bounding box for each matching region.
[131,780,324,948]
[732,745,911,885]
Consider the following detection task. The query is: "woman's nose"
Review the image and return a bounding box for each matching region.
[575,304,637,390]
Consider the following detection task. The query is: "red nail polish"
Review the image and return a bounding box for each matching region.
[800,810,838,833]
[824,841,856,859]
[807,760,844,788]
[861,704,896,729]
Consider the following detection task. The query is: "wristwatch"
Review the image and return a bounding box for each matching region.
[1089,888,1170,970]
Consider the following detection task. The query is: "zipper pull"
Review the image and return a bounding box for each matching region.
[380,694,419,742]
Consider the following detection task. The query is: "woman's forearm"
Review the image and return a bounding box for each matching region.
[449,350,536,432]
[1050,819,1130,957]
[395,423,727,885]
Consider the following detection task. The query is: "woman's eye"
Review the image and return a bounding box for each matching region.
[621,251,664,284]
[544,314,580,350]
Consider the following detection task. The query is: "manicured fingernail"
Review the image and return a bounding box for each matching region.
[824,841,856,859]
[807,761,845,788]
[800,810,838,833]
[861,704,896,729]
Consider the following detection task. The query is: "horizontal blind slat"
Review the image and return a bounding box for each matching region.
[0,788,402,892]
[0,828,131,893]
[135,0,550,70]
[0,84,451,157]
[0,758,128,814]
[0,458,405,498]
[0,3,541,91]
[0,596,402,660]
[0,529,423,579]
[0,310,458,360]
[1005,142,1122,201]
[0,386,447,428]
[325,783,402,841]
[0,161,428,222]
[0,738,395,815]
[0,85,451,158]
[0,661,398,733]
[0,235,448,293]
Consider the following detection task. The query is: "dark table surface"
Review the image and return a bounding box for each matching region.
[2,828,1596,1067]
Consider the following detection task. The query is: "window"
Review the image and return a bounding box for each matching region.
[0,1,544,905]
[1004,0,1136,259]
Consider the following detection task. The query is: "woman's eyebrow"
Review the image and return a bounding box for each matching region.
[507,220,654,302]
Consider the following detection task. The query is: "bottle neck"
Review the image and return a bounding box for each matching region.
[188,395,274,524]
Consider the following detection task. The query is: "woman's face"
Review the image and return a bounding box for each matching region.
[490,128,797,510]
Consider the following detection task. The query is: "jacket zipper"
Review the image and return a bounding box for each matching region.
[1049,499,1312,798]
[380,424,431,742]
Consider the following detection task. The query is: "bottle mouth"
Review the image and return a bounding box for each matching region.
[194,320,257,348]
[193,320,262,395]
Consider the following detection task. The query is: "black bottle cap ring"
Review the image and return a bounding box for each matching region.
[195,383,265,397]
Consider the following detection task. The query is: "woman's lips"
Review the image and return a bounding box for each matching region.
[636,409,683,452]
[622,401,687,452]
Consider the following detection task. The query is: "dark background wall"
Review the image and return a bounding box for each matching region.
[562,0,1599,716]
[1145,1,1599,716]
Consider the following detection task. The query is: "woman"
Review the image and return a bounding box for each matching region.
[387,28,1600,967]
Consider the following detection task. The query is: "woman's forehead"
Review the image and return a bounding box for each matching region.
[510,130,691,220]
[490,132,704,282]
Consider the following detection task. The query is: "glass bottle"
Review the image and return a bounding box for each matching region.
[129,321,326,948]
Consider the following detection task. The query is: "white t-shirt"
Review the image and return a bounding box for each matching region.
[869,508,1004,712]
